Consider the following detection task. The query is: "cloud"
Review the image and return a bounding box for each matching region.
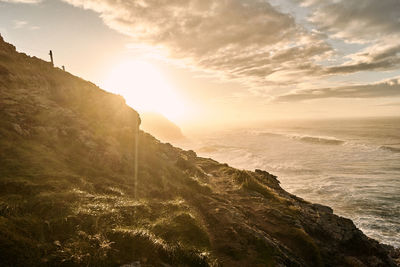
[376,102,400,107]
[61,0,332,87]
[296,0,400,74]
[12,20,39,30]
[60,0,400,91]
[275,77,400,102]
[0,0,42,3]
[13,20,28,29]
[321,43,400,75]
[300,0,400,43]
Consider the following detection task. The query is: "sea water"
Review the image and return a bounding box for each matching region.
[183,117,400,248]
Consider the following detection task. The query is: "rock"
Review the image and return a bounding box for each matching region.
[120,261,141,267]
[12,123,24,135]
[12,123,29,136]
[312,203,333,214]
[0,34,397,267]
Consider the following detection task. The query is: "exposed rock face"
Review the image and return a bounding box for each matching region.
[0,34,398,266]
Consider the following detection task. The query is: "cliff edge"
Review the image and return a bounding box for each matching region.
[0,35,398,266]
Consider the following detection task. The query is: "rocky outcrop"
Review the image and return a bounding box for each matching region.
[0,34,398,266]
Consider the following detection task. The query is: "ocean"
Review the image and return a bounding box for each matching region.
[182,117,400,248]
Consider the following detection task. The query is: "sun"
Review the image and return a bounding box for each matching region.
[101,60,186,123]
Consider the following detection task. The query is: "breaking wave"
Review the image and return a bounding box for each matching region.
[257,131,345,145]
[380,145,400,153]
[191,118,400,247]
[290,135,345,145]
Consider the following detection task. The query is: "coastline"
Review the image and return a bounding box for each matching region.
[1,34,399,266]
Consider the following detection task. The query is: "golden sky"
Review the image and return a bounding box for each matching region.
[1,0,400,130]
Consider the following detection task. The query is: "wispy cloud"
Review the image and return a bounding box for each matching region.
[376,102,400,107]
[61,0,400,96]
[61,0,332,87]
[275,77,400,102]
[0,0,42,3]
[12,20,39,30]
[299,0,400,75]
[13,20,28,29]
[300,0,400,43]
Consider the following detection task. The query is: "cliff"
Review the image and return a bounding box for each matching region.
[140,112,186,143]
[0,35,398,266]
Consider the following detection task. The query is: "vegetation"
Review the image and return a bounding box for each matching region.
[0,35,398,266]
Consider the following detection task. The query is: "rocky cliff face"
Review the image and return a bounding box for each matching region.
[0,35,398,266]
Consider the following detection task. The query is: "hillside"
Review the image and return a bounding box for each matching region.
[140,112,186,143]
[0,35,399,266]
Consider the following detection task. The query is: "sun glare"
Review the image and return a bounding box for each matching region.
[101,60,186,123]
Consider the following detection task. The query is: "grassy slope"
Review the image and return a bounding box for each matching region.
[0,35,398,266]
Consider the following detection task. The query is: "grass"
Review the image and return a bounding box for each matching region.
[0,83,215,265]
[1,35,390,267]
[234,170,281,200]
[275,227,323,267]
[0,175,214,266]
[152,212,211,248]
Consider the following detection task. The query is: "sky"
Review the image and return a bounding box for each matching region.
[0,0,399,130]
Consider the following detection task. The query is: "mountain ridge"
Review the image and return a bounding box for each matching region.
[0,35,399,266]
